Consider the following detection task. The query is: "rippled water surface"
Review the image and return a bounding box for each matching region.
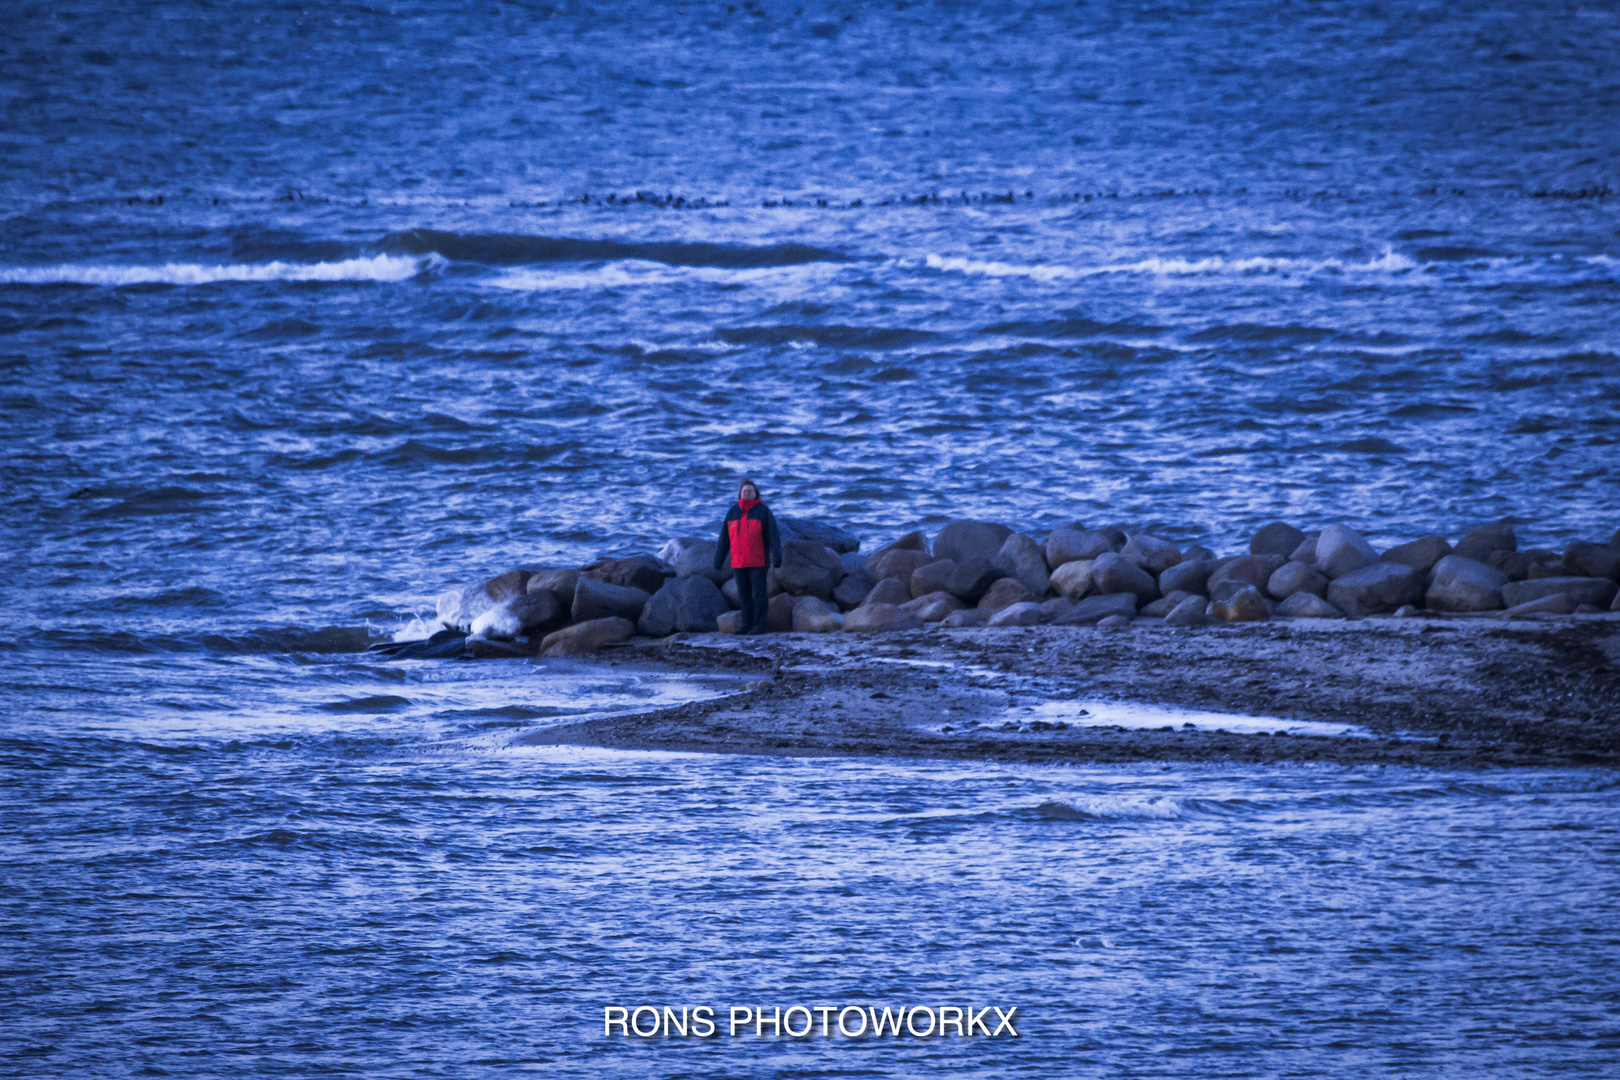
[4,2,1619,1075]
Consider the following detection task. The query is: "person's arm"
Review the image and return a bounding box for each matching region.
[714,511,732,570]
[765,507,783,568]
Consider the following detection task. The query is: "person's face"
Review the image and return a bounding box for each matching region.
[740,484,758,501]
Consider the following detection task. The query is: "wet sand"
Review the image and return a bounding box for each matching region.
[515,614,1620,769]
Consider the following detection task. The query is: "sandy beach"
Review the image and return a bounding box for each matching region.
[517,615,1620,769]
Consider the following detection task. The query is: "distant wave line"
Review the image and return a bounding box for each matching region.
[924,250,1620,282]
[0,255,427,286]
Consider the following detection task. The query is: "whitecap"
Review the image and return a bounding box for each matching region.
[0,254,428,286]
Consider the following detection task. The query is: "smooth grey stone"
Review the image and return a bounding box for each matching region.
[1250,522,1306,558]
[866,547,933,583]
[1209,584,1270,622]
[1425,555,1507,612]
[1163,595,1212,627]
[1051,559,1096,599]
[1326,561,1425,616]
[1053,592,1140,625]
[901,591,965,623]
[1562,542,1620,582]
[1454,521,1517,563]
[843,603,923,633]
[790,595,843,633]
[1208,554,1286,594]
[1316,525,1379,579]
[945,558,1005,603]
[1277,592,1345,619]
[583,554,670,595]
[978,577,1035,611]
[1500,576,1618,610]
[1497,549,1564,581]
[638,575,730,636]
[940,607,994,628]
[862,578,913,607]
[571,576,652,622]
[674,539,728,584]
[1044,526,1117,568]
[1382,535,1452,576]
[832,570,875,610]
[993,532,1051,597]
[910,558,956,599]
[1267,560,1328,600]
[1120,533,1182,575]
[770,540,844,599]
[932,520,1014,567]
[527,568,579,608]
[1159,558,1217,597]
[777,516,861,555]
[1091,552,1158,602]
[539,617,635,656]
[988,601,1045,627]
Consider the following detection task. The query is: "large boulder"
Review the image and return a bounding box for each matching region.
[767,592,797,633]
[637,575,730,636]
[539,617,634,656]
[864,530,930,569]
[910,558,956,599]
[862,578,913,607]
[1159,558,1217,598]
[583,554,670,595]
[843,603,923,633]
[572,577,652,622]
[527,568,580,608]
[1382,535,1452,576]
[992,533,1051,597]
[1326,561,1425,616]
[791,595,844,633]
[721,577,742,608]
[673,540,728,585]
[1500,576,1619,610]
[1454,521,1517,564]
[1316,526,1379,579]
[1208,554,1286,594]
[1120,533,1182,576]
[867,547,933,584]
[832,570,876,610]
[839,551,866,575]
[1053,592,1139,625]
[1277,593,1345,619]
[945,559,1005,603]
[437,569,531,630]
[941,608,993,628]
[717,611,746,634]
[1044,527,1122,568]
[1290,535,1319,565]
[1425,556,1507,612]
[771,541,843,599]
[932,520,1014,566]
[1050,559,1096,599]
[901,591,965,623]
[1090,552,1158,602]
[988,601,1045,627]
[1209,584,1270,622]
[1498,550,1565,581]
[1163,595,1211,627]
[777,516,861,554]
[1250,522,1306,558]
[1040,597,1078,622]
[1501,593,1577,619]
[470,589,568,639]
[1267,560,1328,600]
[978,577,1036,611]
[1141,590,1197,618]
[1563,542,1620,582]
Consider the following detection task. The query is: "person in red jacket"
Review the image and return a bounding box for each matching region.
[713,478,783,634]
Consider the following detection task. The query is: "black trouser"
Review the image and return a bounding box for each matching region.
[733,566,769,632]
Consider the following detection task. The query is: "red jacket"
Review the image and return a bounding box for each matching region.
[715,498,782,570]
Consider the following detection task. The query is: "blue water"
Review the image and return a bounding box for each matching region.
[4,2,1620,1074]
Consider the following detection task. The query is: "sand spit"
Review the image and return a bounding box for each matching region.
[514,615,1620,770]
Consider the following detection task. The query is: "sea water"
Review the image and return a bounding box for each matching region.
[3,2,1619,1074]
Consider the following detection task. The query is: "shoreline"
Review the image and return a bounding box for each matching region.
[514,615,1620,770]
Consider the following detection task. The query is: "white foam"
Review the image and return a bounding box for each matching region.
[486,259,845,291]
[923,248,1422,281]
[997,699,1369,738]
[0,254,426,286]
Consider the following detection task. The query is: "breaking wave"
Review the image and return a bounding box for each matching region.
[0,255,427,286]
[924,249,1620,283]
[1033,796,1185,821]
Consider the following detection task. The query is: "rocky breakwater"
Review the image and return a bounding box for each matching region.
[384,514,1620,659]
